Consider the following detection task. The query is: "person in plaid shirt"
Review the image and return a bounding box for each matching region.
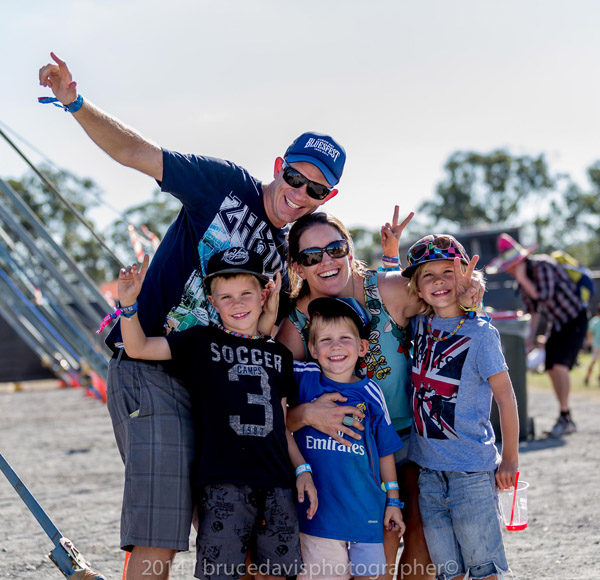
[487,234,588,437]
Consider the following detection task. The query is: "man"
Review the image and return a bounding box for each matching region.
[486,233,587,438]
[39,52,345,580]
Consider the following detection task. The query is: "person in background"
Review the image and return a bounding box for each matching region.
[584,304,600,386]
[486,233,587,437]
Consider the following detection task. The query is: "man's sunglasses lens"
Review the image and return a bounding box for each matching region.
[298,240,349,266]
[282,165,331,201]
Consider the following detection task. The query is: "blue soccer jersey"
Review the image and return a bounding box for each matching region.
[293,362,403,543]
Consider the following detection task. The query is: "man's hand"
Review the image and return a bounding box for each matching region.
[297,472,318,520]
[39,52,78,106]
[455,255,484,309]
[381,207,414,259]
[118,254,149,306]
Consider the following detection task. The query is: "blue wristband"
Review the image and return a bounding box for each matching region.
[38,94,84,113]
[386,498,404,508]
[116,301,138,318]
[382,480,399,491]
[295,464,312,477]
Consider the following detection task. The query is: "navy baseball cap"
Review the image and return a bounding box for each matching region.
[284,132,346,187]
[204,247,269,286]
[308,297,371,339]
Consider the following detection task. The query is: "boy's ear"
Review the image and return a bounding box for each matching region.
[359,338,369,357]
[207,295,216,309]
[308,341,317,360]
[260,287,269,307]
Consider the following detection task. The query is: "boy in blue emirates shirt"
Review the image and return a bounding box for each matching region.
[291,297,405,580]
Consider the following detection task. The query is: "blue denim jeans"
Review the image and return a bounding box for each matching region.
[418,468,509,580]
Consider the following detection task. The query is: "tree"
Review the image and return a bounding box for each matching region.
[107,188,181,262]
[419,150,556,230]
[6,165,120,284]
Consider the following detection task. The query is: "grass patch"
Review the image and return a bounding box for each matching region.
[527,351,600,395]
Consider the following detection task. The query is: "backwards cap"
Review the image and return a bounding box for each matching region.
[307,296,371,339]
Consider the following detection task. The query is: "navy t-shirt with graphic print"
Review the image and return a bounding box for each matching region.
[166,325,296,489]
[106,150,289,351]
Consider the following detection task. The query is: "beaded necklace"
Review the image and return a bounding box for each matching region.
[426,313,467,342]
[218,324,263,340]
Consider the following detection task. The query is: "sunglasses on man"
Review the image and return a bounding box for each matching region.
[297,239,350,267]
[282,161,334,201]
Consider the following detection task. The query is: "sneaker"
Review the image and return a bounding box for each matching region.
[549,416,577,437]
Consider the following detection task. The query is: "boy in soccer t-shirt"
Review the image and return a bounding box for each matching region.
[291,297,405,580]
[117,247,317,580]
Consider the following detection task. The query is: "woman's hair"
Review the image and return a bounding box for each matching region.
[407,260,486,315]
[287,212,367,300]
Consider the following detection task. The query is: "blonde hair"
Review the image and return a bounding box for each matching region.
[407,260,486,314]
[287,212,367,300]
[308,313,361,347]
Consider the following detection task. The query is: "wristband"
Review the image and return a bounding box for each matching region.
[295,464,312,477]
[385,498,404,508]
[459,303,480,319]
[382,480,399,492]
[382,255,400,264]
[96,301,138,334]
[119,302,139,318]
[38,94,84,113]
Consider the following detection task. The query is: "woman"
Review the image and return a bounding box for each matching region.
[278,210,481,580]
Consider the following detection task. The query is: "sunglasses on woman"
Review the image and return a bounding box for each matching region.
[282,162,333,201]
[297,239,350,267]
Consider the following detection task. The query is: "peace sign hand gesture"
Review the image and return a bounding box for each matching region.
[381,207,414,259]
[454,255,484,309]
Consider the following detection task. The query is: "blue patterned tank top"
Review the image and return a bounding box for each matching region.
[288,270,412,430]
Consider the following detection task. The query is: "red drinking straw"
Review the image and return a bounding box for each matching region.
[509,471,520,526]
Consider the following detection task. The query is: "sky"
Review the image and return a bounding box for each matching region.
[1,0,599,238]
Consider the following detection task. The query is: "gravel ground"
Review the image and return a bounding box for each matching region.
[0,382,598,580]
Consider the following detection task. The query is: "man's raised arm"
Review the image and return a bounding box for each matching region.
[39,52,163,181]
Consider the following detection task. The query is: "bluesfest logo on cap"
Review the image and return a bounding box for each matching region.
[222,247,250,265]
[303,137,341,162]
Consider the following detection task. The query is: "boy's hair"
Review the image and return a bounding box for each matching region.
[407,261,486,315]
[308,312,362,347]
[206,272,267,296]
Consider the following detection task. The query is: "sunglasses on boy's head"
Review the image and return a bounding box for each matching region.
[408,236,466,263]
[282,161,334,201]
[297,239,350,267]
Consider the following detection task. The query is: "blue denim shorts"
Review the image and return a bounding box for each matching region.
[418,468,509,580]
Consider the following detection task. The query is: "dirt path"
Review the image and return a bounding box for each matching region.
[0,383,599,579]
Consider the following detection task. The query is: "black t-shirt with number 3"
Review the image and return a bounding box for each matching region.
[166,324,295,489]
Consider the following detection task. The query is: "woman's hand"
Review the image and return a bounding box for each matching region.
[381,207,414,260]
